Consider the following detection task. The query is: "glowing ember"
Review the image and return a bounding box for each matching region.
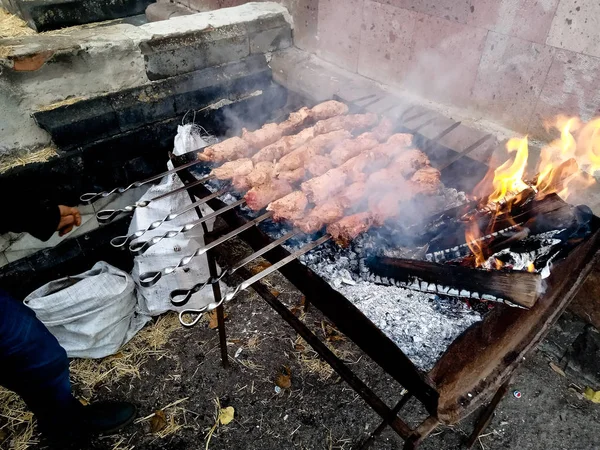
[527,263,535,273]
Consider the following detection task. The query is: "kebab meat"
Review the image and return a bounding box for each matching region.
[198,100,349,162]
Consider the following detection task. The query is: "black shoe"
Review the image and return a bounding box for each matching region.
[81,401,137,435]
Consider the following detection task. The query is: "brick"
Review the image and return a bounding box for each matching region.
[467,0,560,45]
[547,0,600,58]
[372,0,474,25]
[358,1,417,86]
[471,32,555,134]
[317,0,364,72]
[529,50,600,140]
[406,13,487,108]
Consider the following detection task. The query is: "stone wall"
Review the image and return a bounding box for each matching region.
[0,2,291,158]
[175,0,600,141]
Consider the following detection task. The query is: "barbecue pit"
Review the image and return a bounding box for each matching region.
[81,93,600,449]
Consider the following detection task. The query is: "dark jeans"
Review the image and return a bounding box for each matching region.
[0,289,81,436]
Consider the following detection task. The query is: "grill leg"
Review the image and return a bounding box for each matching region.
[466,379,510,448]
[360,393,413,450]
[188,191,229,368]
[403,416,440,450]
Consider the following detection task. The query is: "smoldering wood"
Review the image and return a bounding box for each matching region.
[366,256,542,308]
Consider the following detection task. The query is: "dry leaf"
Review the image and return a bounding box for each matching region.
[218,406,235,425]
[549,362,566,377]
[275,366,292,389]
[207,310,228,329]
[150,409,167,433]
[250,261,272,274]
[270,289,280,297]
[294,343,305,352]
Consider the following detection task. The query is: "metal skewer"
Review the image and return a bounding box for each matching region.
[110,188,229,248]
[130,198,248,256]
[80,158,205,203]
[178,234,330,327]
[170,229,301,307]
[137,211,274,285]
[96,174,215,223]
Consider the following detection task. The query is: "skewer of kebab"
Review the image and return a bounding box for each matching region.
[168,156,437,305]
[228,113,386,190]
[137,137,429,286]
[130,124,400,254]
[81,100,348,204]
[198,100,349,162]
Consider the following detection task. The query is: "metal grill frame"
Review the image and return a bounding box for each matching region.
[171,94,600,449]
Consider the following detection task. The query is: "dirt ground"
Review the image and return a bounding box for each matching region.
[4,237,600,450]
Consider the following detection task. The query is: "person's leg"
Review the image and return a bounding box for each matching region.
[0,289,82,438]
[0,289,137,442]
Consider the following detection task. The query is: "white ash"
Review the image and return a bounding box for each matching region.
[297,241,482,371]
[481,229,564,279]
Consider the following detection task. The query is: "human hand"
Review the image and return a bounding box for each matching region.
[57,206,82,236]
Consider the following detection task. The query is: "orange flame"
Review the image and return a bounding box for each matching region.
[494,258,504,270]
[466,115,599,269]
[527,263,535,273]
[465,221,486,267]
[488,137,530,203]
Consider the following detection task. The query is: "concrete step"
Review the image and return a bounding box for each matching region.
[0,0,154,32]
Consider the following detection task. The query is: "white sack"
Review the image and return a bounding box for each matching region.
[24,262,150,359]
[132,123,225,315]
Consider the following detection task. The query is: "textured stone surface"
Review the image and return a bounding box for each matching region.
[358,1,416,85]
[372,0,474,25]
[316,0,363,71]
[282,0,318,51]
[547,0,600,57]
[468,0,560,45]
[529,49,600,140]
[472,32,555,134]
[406,13,487,108]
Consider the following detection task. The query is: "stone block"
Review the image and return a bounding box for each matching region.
[145,2,192,21]
[141,24,250,80]
[471,32,555,134]
[316,0,363,72]
[405,13,487,108]
[467,0,560,45]
[529,49,600,141]
[280,0,318,52]
[250,24,292,53]
[547,0,600,58]
[371,0,474,25]
[110,83,177,133]
[139,2,291,79]
[6,0,154,32]
[358,1,416,86]
[33,96,120,149]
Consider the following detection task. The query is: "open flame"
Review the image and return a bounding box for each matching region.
[466,115,598,269]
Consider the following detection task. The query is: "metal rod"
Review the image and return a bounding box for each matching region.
[110,188,228,248]
[421,121,462,149]
[130,198,245,256]
[438,134,493,171]
[361,393,414,450]
[220,235,331,303]
[138,210,272,286]
[189,190,229,368]
[96,174,215,223]
[80,158,205,203]
[170,229,301,307]
[402,110,430,124]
